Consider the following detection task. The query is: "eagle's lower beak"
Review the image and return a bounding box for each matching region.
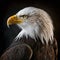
[7,15,23,27]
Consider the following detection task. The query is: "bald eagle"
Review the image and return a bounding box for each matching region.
[0,7,58,60]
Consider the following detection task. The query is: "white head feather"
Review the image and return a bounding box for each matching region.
[15,7,54,45]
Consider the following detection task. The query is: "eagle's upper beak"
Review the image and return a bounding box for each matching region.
[7,15,23,27]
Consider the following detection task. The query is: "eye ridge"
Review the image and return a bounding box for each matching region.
[19,15,29,18]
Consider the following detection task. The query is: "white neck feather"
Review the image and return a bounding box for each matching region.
[15,25,39,41]
[15,21,54,45]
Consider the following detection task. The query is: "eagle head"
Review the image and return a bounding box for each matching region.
[7,7,54,45]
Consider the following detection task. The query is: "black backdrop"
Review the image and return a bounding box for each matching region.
[0,0,60,59]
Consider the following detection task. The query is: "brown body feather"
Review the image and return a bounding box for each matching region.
[0,36,58,60]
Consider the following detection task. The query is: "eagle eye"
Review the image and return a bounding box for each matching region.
[19,15,29,18]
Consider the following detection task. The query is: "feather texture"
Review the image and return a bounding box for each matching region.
[16,7,54,44]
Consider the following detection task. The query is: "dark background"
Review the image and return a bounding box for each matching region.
[0,0,60,59]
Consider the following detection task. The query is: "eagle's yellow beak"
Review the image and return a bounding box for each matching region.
[7,15,23,27]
